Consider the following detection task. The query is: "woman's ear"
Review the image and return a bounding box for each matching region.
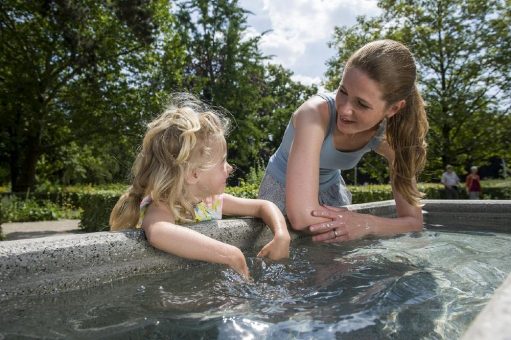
[387,99,406,119]
[185,168,200,185]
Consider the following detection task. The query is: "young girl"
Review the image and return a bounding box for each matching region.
[110,94,290,278]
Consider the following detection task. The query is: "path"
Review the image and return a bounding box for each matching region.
[1,219,82,241]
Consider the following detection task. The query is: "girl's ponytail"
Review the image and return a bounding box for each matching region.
[109,182,144,230]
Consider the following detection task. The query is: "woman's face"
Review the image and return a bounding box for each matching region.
[335,67,400,135]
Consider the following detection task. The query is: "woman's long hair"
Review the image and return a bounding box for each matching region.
[346,39,429,206]
[109,93,230,230]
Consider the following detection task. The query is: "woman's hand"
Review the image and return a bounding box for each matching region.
[257,235,290,260]
[308,205,373,243]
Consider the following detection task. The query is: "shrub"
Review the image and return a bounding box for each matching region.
[482,186,511,199]
[225,183,259,199]
[78,190,123,232]
[349,184,393,203]
[0,195,57,222]
[3,179,509,234]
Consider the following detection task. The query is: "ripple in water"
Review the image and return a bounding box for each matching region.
[1,228,510,339]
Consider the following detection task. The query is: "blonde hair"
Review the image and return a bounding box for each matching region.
[346,39,429,206]
[110,93,230,230]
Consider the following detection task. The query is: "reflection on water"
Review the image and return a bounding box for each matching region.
[1,228,511,339]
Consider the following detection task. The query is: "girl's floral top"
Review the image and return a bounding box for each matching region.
[193,195,223,222]
[136,195,223,228]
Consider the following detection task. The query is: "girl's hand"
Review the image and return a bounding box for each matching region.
[228,246,250,279]
[257,235,290,260]
[308,206,373,243]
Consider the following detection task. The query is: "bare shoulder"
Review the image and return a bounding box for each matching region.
[142,201,175,227]
[292,95,330,128]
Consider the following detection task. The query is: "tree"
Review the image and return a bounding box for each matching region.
[257,64,318,161]
[173,0,319,179]
[172,0,268,178]
[0,0,173,191]
[325,0,511,182]
[0,0,320,189]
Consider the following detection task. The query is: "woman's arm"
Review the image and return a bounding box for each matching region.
[142,203,249,278]
[223,194,290,260]
[285,97,333,230]
[309,140,423,242]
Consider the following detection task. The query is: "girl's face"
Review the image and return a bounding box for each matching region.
[195,140,233,197]
[335,67,401,135]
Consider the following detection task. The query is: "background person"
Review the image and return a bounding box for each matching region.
[465,166,482,199]
[258,39,429,243]
[441,165,460,199]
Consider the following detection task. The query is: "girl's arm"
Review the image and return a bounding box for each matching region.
[309,140,423,242]
[222,194,291,260]
[142,203,249,278]
[285,97,334,230]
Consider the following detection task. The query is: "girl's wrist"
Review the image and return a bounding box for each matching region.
[228,246,245,265]
[273,232,291,244]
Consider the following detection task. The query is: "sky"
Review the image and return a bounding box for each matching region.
[238,0,381,87]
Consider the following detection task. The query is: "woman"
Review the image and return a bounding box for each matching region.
[258,39,429,243]
[465,166,481,199]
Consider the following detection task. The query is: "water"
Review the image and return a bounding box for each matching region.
[2,228,511,339]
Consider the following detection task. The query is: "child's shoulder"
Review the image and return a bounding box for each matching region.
[139,197,175,228]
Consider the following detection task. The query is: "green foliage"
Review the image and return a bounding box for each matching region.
[0,0,177,191]
[225,183,259,199]
[173,0,267,177]
[76,183,262,232]
[2,179,510,233]
[173,1,318,178]
[255,64,318,163]
[78,190,123,232]
[0,195,76,223]
[349,185,393,203]
[1,0,318,189]
[349,181,511,203]
[242,161,267,186]
[483,187,511,199]
[325,0,511,182]
[2,0,508,196]
[479,179,511,199]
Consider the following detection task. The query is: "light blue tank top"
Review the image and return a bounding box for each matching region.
[266,92,385,190]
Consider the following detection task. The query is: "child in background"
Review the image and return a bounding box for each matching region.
[466,166,482,199]
[109,93,290,278]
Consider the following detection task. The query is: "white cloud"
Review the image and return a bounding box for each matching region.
[290,74,322,87]
[240,0,380,85]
